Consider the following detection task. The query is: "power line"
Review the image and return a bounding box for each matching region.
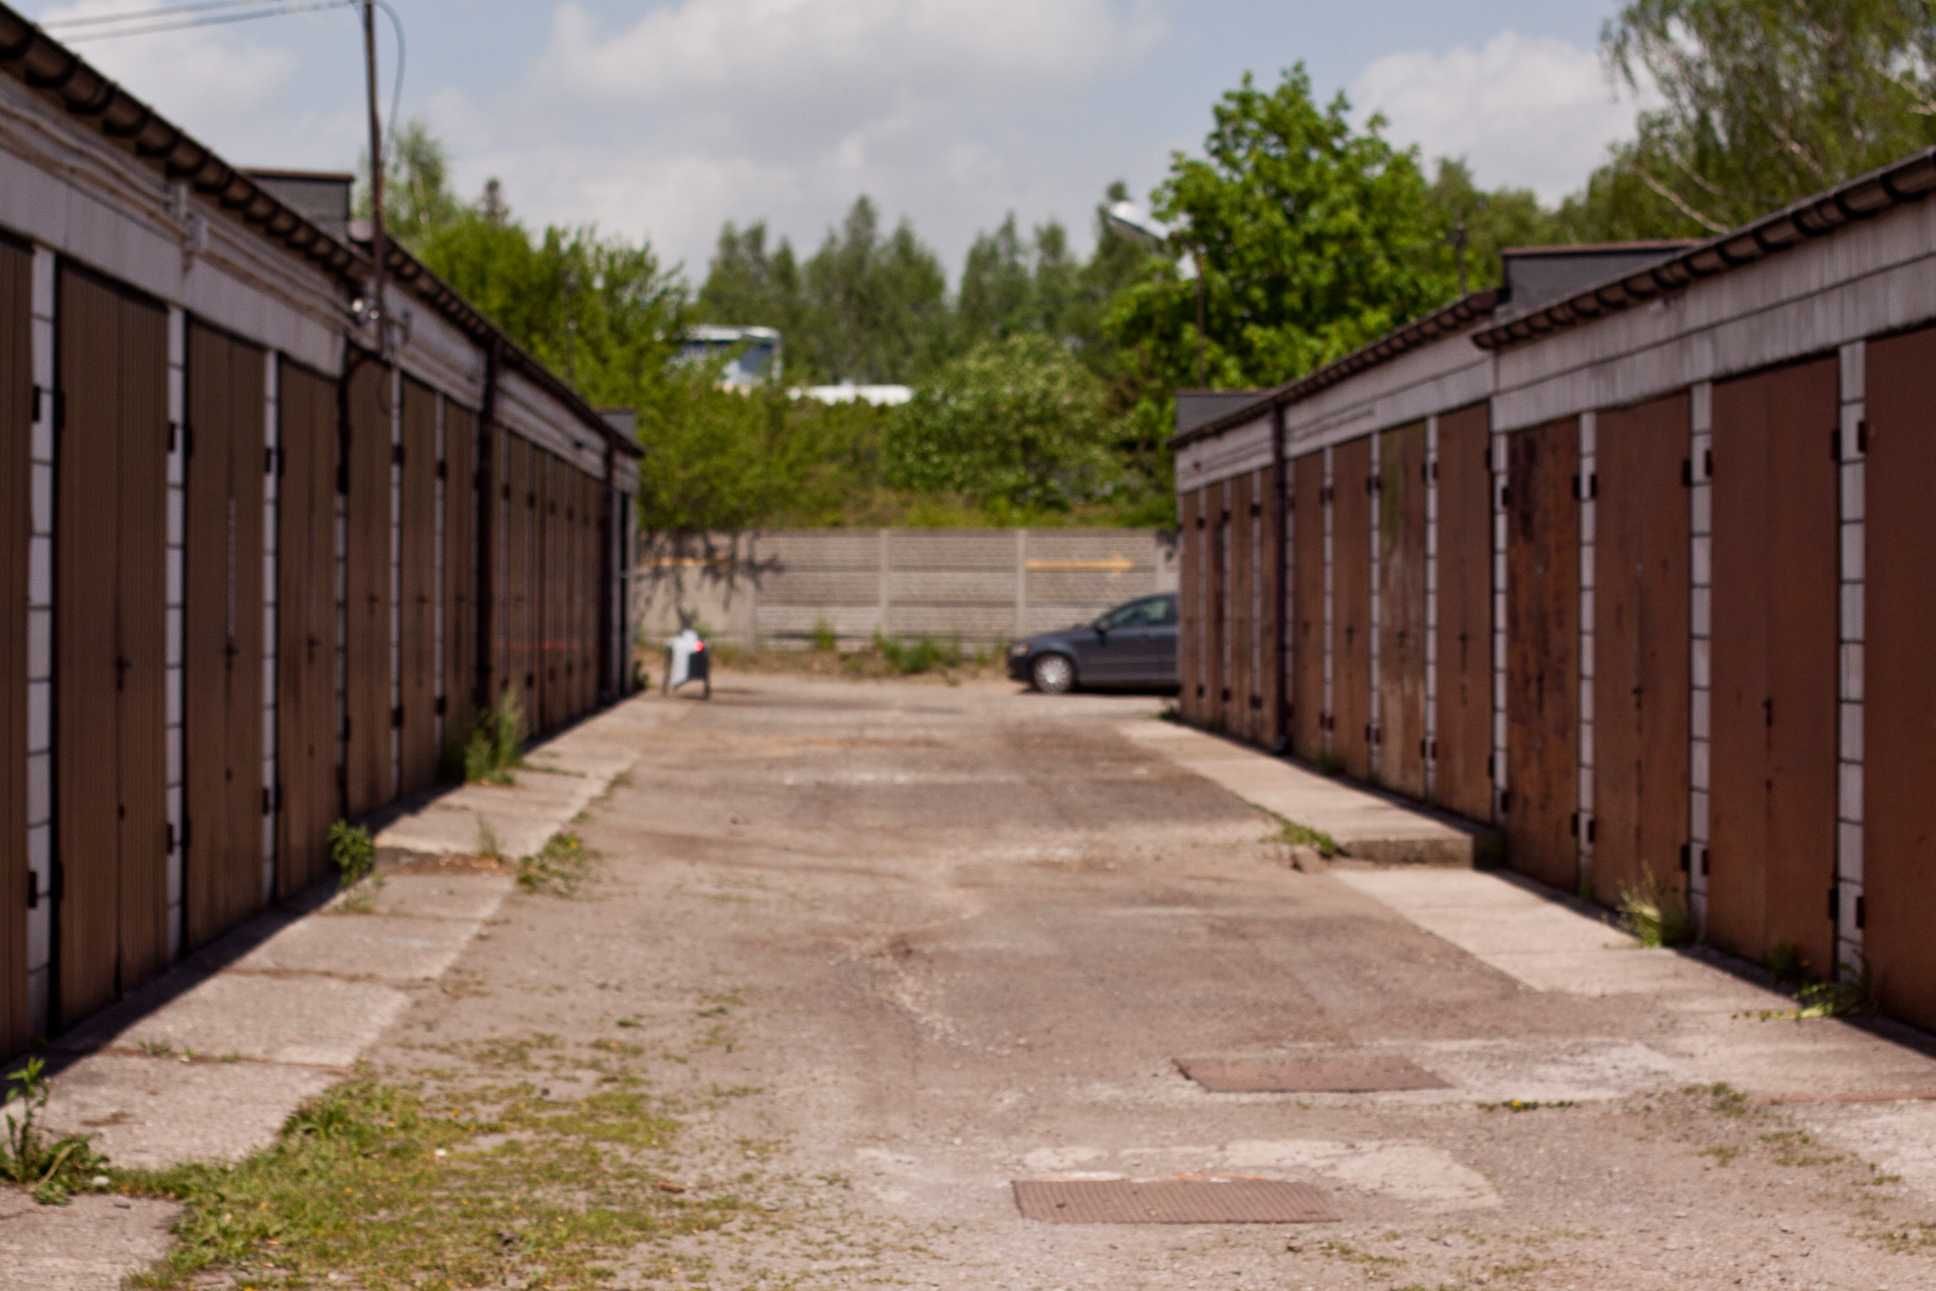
[38,0,292,31]
[52,1,357,45]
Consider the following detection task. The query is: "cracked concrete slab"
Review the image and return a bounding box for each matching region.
[40,1053,338,1168]
[62,971,410,1069]
[0,1192,178,1290]
[225,908,489,983]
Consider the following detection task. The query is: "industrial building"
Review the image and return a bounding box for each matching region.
[1174,149,1936,1030]
[0,7,641,1057]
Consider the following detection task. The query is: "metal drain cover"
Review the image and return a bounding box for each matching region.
[1013,1178,1338,1224]
[1177,1054,1449,1093]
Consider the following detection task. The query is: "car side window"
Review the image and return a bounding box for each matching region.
[1103,597,1168,630]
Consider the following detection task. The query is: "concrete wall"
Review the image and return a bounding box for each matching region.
[635,530,1178,651]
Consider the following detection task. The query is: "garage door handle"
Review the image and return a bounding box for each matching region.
[1763,696,1774,727]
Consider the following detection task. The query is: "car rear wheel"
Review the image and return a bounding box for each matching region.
[1031,652,1075,694]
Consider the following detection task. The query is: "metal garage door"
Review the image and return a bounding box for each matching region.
[1178,489,1201,721]
[1504,417,1580,891]
[1291,457,1324,758]
[1331,438,1371,780]
[1865,324,1936,1028]
[342,357,390,816]
[398,379,438,795]
[1207,482,1227,732]
[1591,391,1690,908]
[508,436,537,734]
[444,403,477,740]
[56,265,168,1023]
[1434,404,1492,822]
[0,238,27,1054]
[1377,422,1427,798]
[1226,471,1253,739]
[1709,358,1837,973]
[184,322,266,949]
[1259,463,1284,749]
[276,360,337,898]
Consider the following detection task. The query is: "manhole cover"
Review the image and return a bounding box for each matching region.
[1013,1178,1337,1224]
[1177,1054,1449,1093]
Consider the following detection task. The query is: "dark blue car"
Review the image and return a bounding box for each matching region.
[1007,592,1179,694]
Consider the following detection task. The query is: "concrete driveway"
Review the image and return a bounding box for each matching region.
[447,673,1936,1289]
[16,672,1936,1288]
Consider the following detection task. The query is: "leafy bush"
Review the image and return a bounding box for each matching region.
[884,335,1124,515]
[1617,873,1694,948]
[871,633,963,676]
[327,821,376,890]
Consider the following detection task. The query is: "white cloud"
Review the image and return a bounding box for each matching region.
[423,0,1168,279]
[35,0,361,171]
[1349,31,1654,204]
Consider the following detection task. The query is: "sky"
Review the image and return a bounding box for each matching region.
[28,1,1653,288]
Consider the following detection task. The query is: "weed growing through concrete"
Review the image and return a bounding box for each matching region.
[2,1059,110,1205]
[458,687,525,785]
[1271,814,1340,858]
[517,832,592,895]
[1616,873,1695,948]
[475,816,505,864]
[1703,1082,1752,1118]
[327,820,376,890]
[868,632,965,677]
[1478,1099,1580,1113]
[810,617,838,653]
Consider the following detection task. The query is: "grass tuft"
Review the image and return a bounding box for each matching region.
[517,832,592,896]
[1616,872,1695,948]
[2,1059,112,1205]
[327,821,376,890]
[1271,815,1340,858]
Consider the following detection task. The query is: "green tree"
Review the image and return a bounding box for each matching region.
[956,214,1035,346]
[1105,66,1458,480]
[1581,0,1936,236]
[885,334,1124,517]
[1429,159,1568,292]
[797,197,950,384]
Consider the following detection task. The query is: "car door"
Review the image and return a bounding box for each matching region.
[1089,596,1168,685]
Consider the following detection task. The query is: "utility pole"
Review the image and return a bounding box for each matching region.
[362,0,387,352]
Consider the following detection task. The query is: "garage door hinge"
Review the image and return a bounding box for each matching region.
[392,444,405,467]
[435,696,447,717]
[262,786,273,816]
[1498,790,1512,814]
[26,869,41,910]
[1828,885,1840,923]
[1857,418,1868,455]
[1572,472,1598,501]
[436,460,448,480]
[1856,894,1866,930]
[1498,483,1512,509]
[34,385,63,431]
[181,817,192,852]
[1320,485,1334,504]
[1570,811,1579,839]
[391,705,403,729]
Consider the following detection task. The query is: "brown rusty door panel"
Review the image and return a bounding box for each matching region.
[1332,438,1372,780]
[1709,359,1838,973]
[184,323,266,950]
[343,359,390,815]
[1504,418,1580,890]
[0,241,27,1054]
[398,380,438,795]
[1291,457,1324,758]
[1177,489,1200,721]
[1261,463,1284,749]
[1434,404,1492,822]
[1865,325,1936,1028]
[57,267,168,1022]
[1592,392,1691,907]
[1207,482,1226,731]
[444,404,477,740]
[1378,422,1428,798]
[277,361,337,899]
[1227,472,1253,739]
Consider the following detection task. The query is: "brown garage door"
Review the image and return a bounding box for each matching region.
[56,265,168,1024]
[444,403,478,740]
[1592,392,1691,908]
[1709,358,1838,973]
[1207,481,1227,732]
[1291,456,1324,759]
[1377,422,1427,798]
[508,436,538,735]
[1226,471,1254,739]
[1435,404,1492,822]
[1866,324,1936,1027]
[276,360,338,899]
[1260,463,1284,749]
[343,357,390,816]
[184,322,267,950]
[397,379,438,795]
[1178,489,1201,722]
[1504,417,1580,891]
[1332,438,1372,780]
[0,238,27,1055]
